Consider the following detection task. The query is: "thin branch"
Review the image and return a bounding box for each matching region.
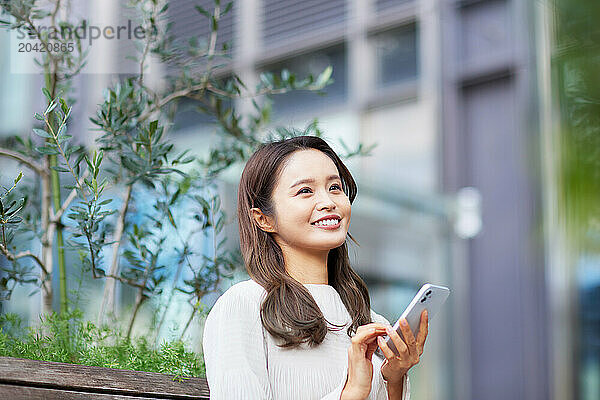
[136,75,322,126]
[0,148,47,177]
[207,4,219,59]
[138,17,152,84]
[0,243,49,276]
[98,183,133,324]
[0,172,22,200]
[44,117,85,193]
[179,305,197,341]
[40,156,53,314]
[154,229,197,342]
[103,273,146,290]
[51,168,91,223]
[127,251,158,339]
[138,84,208,123]
[138,3,220,124]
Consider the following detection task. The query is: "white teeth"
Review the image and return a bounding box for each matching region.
[313,218,340,226]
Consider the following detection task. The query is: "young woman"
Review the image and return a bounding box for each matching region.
[203,135,428,399]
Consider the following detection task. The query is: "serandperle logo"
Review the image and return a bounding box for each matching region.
[16,19,157,46]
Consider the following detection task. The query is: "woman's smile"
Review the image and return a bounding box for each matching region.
[311,218,342,230]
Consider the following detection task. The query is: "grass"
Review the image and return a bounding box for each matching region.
[0,309,205,380]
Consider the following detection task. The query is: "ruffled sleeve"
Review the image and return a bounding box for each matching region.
[371,309,411,400]
[202,285,273,399]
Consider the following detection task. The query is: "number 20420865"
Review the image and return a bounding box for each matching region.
[18,42,74,53]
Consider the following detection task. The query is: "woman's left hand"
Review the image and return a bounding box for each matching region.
[376,309,429,384]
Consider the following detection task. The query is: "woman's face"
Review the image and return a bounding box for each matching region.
[258,149,351,252]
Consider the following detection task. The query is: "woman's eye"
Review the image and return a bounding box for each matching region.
[297,184,342,195]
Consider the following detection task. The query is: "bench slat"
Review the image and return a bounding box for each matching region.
[0,383,150,399]
[0,357,210,399]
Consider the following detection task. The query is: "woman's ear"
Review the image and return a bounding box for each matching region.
[250,208,276,233]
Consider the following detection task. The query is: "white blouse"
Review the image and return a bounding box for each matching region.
[202,279,410,399]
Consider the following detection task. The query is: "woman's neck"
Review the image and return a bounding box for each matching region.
[280,242,329,285]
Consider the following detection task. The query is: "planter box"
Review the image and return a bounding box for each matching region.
[0,356,210,399]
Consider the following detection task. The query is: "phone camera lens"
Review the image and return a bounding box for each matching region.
[426,290,432,296]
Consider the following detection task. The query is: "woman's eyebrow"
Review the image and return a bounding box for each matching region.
[289,174,341,189]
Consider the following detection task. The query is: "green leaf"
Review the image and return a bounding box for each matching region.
[35,146,59,155]
[45,101,58,115]
[167,208,177,229]
[59,97,69,114]
[195,5,210,18]
[6,201,24,217]
[32,128,52,138]
[57,135,73,144]
[315,66,333,88]
[215,215,224,232]
[50,166,70,173]
[57,124,67,137]
[14,172,23,185]
[42,88,51,101]
[259,72,273,88]
[66,145,83,157]
[84,156,94,173]
[149,120,158,137]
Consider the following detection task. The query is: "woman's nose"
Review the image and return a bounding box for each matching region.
[316,190,336,209]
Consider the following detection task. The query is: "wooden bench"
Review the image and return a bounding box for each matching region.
[0,357,210,399]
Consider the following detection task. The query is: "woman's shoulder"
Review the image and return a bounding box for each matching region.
[202,280,269,357]
[208,279,267,316]
[221,278,266,299]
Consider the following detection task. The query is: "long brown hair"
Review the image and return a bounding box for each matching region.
[237,134,373,349]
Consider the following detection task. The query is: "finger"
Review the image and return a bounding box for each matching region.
[376,335,397,360]
[416,310,429,354]
[350,325,388,360]
[351,324,388,345]
[354,323,389,338]
[384,325,408,357]
[365,339,379,360]
[397,319,418,356]
[355,323,388,335]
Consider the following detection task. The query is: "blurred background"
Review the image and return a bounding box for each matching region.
[1,0,598,399]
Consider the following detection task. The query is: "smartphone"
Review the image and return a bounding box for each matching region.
[383,283,450,356]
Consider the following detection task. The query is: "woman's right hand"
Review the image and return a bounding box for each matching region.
[341,323,389,400]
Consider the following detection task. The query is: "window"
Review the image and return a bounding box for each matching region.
[370,23,418,88]
[260,44,347,117]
